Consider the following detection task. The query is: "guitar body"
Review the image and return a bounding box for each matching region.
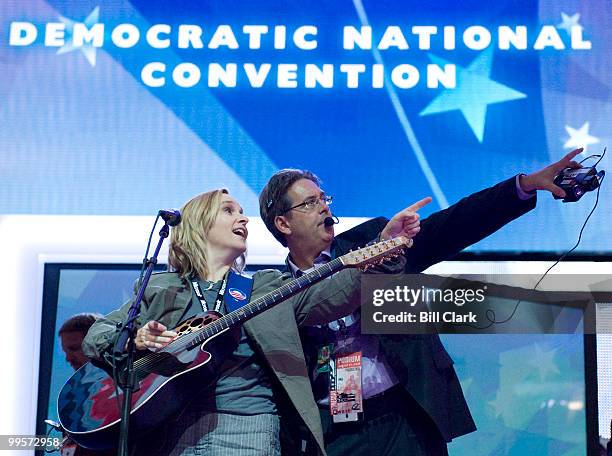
[58,312,239,450]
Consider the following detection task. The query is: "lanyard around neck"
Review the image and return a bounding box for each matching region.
[191,274,228,313]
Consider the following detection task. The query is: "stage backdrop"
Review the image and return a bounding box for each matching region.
[42,263,588,456]
[1,0,611,251]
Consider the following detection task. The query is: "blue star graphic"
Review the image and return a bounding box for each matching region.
[57,6,100,67]
[527,343,560,381]
[419,48,526,143]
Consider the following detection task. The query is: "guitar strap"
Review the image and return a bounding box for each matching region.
[191,271,253,313]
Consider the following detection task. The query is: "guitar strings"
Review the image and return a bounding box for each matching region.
[131,259,344,374]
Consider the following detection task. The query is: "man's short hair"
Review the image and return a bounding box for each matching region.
[259,169,321,247]
[58,313,102,336]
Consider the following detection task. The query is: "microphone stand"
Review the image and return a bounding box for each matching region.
[608,419,612,455]
[113,222,170,456]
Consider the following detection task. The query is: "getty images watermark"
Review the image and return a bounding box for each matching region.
[361,274,612,334]
[372,284,487,324]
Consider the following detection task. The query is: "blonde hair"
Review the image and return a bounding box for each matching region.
[169,189,245,279]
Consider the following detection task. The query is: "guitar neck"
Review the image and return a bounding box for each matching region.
[189,257,345,344]
[169,236,408,352]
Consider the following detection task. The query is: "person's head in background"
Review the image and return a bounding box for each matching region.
[59,313,102,370]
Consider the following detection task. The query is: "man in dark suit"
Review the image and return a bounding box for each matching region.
[258,149,581,455]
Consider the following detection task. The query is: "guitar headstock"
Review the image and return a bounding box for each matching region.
[340,236,412,270]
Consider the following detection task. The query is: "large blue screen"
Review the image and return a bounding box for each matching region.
[1,0,610,251]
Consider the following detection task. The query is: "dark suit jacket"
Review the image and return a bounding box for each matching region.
[304,176,536,442]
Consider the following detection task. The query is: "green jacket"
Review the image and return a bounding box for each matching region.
[83,267,363,455]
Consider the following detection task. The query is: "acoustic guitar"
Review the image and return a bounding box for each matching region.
[57,236,410,449]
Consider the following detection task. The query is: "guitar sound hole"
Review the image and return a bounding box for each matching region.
[190,318,204,328]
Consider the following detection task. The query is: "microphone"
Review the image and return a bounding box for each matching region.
[158,209,181,226]
[323,215,339,227]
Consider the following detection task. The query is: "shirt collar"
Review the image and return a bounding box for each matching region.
[287,248,332,277]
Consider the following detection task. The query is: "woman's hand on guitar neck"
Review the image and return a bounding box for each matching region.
[135,321,178,351]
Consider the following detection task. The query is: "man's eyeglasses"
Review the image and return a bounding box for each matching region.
[283,195,333,214]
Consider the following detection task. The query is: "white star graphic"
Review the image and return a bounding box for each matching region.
[57,6,100,67]
[557,12,582,35]
[564,122,599,152]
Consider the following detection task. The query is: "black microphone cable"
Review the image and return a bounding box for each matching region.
[464,150,606,330]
